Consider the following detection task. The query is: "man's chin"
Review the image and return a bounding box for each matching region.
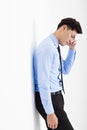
[61,43,66,46]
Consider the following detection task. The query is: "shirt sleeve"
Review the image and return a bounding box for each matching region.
[36,44,54,114]
[62,49,76,74]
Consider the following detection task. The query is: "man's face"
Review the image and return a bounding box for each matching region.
[60,26,77,46]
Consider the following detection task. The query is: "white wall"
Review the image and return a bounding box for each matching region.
[0,0,87,130]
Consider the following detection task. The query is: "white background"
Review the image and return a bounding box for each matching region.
[0,0,87,130]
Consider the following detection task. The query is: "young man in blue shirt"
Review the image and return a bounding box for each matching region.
[33,18,82,130]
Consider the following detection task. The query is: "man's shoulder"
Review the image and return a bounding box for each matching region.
[34,34,56,55]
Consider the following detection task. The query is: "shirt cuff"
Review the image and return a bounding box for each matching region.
[42,99,54,114]
[68,49,76,59]
[69,48,76,55]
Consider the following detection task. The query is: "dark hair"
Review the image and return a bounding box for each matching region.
[57,18,82,34]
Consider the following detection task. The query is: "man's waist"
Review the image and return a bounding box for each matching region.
[51,90,62,95]
[35,90,62,95]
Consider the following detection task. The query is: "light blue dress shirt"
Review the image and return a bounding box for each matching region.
[33,34,76,114]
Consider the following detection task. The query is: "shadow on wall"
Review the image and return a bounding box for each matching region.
[31,19,41,130]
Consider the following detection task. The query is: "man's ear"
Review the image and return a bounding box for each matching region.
[62,25,67,31]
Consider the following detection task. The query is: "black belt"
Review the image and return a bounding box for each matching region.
[51,90,61,95]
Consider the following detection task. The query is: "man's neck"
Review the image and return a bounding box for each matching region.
[53,30,61,45]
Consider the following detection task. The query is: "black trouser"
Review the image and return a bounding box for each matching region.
[35,92,74,130]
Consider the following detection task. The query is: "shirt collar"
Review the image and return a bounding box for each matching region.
[50,34,59,48]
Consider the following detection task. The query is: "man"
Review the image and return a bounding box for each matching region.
[33,18,82,130]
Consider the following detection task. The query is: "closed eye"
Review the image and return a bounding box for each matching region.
[71,35,75,39]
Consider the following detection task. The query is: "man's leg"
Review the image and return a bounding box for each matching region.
[35,92,74,130]
[51,93,74,130]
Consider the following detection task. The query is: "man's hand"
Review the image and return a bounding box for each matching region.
[67,40,77,50]
[47,113,58,129]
